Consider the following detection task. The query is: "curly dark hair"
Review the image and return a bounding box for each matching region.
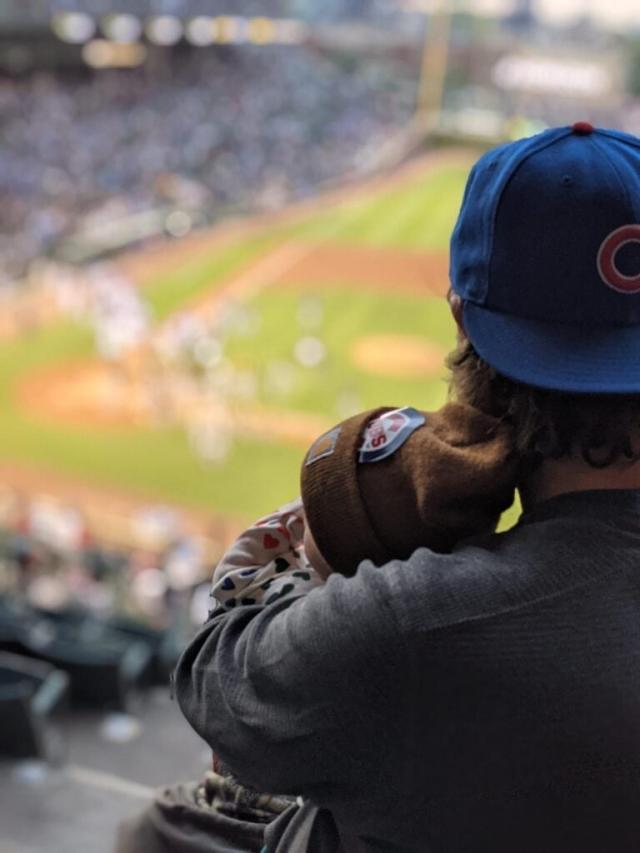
[447,338,640,470]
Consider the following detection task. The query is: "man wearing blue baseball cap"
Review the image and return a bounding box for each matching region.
[174,125,640,852]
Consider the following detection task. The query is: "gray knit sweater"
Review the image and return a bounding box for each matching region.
[176,489,640,852]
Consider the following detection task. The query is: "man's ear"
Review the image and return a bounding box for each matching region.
[448,291,466,338]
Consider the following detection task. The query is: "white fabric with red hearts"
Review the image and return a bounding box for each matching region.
[210,499,323,612]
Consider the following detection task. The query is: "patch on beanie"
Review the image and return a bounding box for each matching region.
[305,426,341,466]
[359,407,425,464]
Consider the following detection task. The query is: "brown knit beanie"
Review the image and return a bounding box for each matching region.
[300,403,517,577]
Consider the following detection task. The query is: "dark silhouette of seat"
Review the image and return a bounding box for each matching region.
[0,652,69,760]
[0,597,154,709]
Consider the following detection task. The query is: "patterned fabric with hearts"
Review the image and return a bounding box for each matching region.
[210,499,324,614]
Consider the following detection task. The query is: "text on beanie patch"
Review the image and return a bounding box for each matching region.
[359,407,426,464]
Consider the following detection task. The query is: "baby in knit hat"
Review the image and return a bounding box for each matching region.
[207,401,517,806]
[211,402,517,612]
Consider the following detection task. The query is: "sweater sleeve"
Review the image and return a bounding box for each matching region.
[175,560,403,803]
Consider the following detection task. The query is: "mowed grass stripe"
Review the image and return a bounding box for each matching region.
[390,173,466,248]
[360,174,451,246]
[279,164,468,249]
[145,232,280,322]
[335,165,468,247]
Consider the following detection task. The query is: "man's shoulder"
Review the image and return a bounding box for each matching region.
[366,512,617,636]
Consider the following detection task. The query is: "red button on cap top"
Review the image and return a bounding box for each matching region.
[572,121,594,135]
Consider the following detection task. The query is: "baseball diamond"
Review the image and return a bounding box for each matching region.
[0,152,506,547]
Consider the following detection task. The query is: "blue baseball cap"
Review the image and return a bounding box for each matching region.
[450,123,640,393]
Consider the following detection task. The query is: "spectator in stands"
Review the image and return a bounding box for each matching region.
[174,125,640,851]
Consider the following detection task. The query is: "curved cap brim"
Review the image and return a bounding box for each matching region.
[463,302,640,393]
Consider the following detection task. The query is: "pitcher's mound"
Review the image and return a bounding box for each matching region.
[351,335,448,379]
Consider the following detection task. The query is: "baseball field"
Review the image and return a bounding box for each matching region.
[0,149,520,545]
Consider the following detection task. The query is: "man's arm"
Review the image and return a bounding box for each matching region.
[175,561,403,802]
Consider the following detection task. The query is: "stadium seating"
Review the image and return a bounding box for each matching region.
[106,614,183,686]
[0,597,154,710]
[0,651,69,761]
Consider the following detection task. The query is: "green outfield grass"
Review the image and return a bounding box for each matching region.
[273,163,470,249]
[0,152,523,527]
[0,321,304,516]
[146,232,281,322]
[225,289,454,416]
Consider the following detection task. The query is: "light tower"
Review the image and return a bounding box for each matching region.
[415,0,452,134]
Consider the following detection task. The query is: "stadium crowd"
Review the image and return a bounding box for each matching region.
[0,489,213,631]
[0,44,417,283]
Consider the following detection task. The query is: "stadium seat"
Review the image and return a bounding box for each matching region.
[0,652,69,761]
[106,614,183,686]
[0,597,154,710]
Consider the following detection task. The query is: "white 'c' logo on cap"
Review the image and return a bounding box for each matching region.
[597,225,640,293]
